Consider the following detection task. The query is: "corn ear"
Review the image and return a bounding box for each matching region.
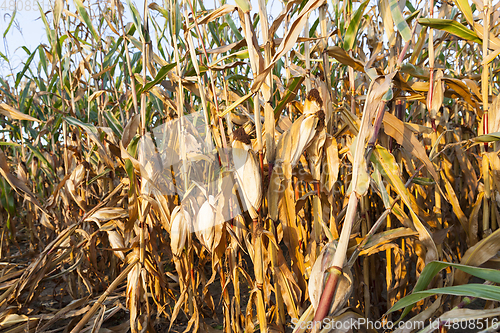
[170,205,190,256]
[232,128,262,219]
[196,195,217,251]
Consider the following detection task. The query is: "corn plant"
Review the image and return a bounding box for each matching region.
[0,0,500,332]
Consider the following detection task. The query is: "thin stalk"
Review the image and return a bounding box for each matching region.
[361,196,370,319]
[319,4,330,93]
[432,129,442,256]
[269,220,285,328]
[253,232,268,333]
[483,155,490,233]
[222,79,232,137]
[118,7,139,118]
[231,246,242,333]
[242,11,264,161]
[482,0,491,233]
[385,202,392,318]
[426,1,442,253]
[428,0,436,131]
[239,18,265,314]
[257,0,271,98]
[139,1,150,281]
[482,0,490,146]
[55,11,69,175]
[219,266,231,333]
[348,57,356,116]
[312,182,322,242]
[304,15,311,92]
[172,33,189,192]
[258,0,275,174]
[492,197,497,230]
[140,3,148,135]
[171,18,193,318]
[186,237,195,315]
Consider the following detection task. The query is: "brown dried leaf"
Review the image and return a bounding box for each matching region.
[327,46,366,72]
[0,103,41,122]
[455,227,500,285]
[383,112,441,188]
[0,150,49,216]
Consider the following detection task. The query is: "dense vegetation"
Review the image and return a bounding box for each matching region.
[0,0,500,332]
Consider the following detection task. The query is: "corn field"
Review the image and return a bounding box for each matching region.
[1,0,500,331]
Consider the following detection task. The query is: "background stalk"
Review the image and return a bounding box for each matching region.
[482,0,491,234]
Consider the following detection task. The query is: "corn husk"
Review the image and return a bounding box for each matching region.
[107,230,126,261]
[170,205,190,256]
[232,128,262,219]
[427,69,444,122]
[306,128,326,180]
[196,195,217,251]
[276,89,324,168]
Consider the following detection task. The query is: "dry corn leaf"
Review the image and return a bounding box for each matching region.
[427,69,444,120]
[441,170,468,235]
[468,192,484,245]
[371,146,438,264]
[0,149,49,216]
[327,46,366,73]
[323,135,340,192]
[455,225,500,285]
[0,103,41,122]
[85,207,128,223]
[383,112,442,190]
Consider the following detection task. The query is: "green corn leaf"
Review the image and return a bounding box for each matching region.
[475,132,500,142]
[392,261,500,318]
[390,0,412,42]
[390,284,500,313]
[127,0,145,41]
[137,62,176,96]
[226,14,243,40]
[103,111,124,137]
[87,168,112,185]
[452,0,474,26]
[65,116,99,136]
[15,47,38,88]
[273,76,305,119]
[418,18,482,44]
[3,8,16,38]
[74,0,100,42]
[235,0,251,12]
[38,3,55,46]
[343,0,369,50]
[411,177,435,185]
